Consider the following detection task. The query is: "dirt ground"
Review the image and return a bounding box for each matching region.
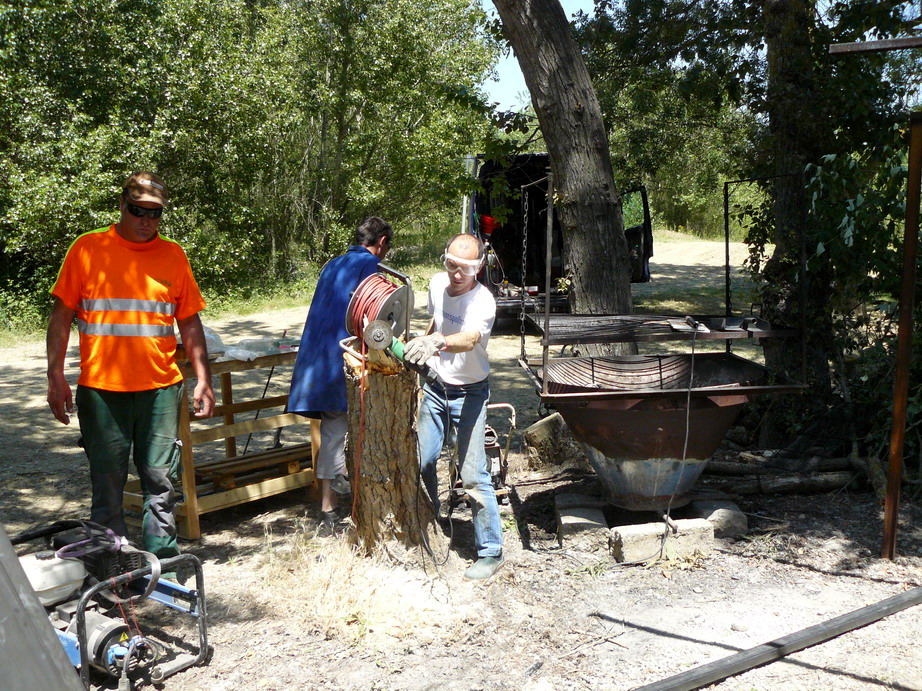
[3,240,921,690]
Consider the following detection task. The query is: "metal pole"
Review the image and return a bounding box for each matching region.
[460,195,469,235]
[635,585,922,691]
[723,182,731,353]
[724,181,731,319]
[542,170,553,395]
[882,111,922,560]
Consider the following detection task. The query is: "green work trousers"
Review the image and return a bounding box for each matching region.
[76,383,183,559]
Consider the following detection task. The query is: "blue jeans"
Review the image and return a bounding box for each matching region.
[417,379,503,558]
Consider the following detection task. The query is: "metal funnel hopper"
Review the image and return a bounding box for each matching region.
[534,353,798,511]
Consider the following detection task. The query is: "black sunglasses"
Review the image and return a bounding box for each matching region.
[126,203,164,219]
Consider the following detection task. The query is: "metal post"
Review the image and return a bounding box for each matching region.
[542,170,553,395]
[882,111,922,560]
[724,181,731,319]
[460,195,469,235]
[723,182,732,353]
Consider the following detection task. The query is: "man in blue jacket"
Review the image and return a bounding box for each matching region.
[289,217,392,530]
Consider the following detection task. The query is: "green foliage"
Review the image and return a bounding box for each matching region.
[804,126,907,314]
[0,0,497,326]
[801,124,918,457]
[848,329,922,467]
[572,0,921,450]
[575,1,759,239]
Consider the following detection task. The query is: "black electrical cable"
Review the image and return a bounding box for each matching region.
[414,382,454,570]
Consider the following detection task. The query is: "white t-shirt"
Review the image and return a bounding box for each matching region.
[426,272,496,386]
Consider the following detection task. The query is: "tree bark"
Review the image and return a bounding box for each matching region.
[343,346,445,557]
[760,0,835,445]
[492,0,633,346]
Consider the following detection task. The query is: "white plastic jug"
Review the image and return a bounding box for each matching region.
[19,551,87,606]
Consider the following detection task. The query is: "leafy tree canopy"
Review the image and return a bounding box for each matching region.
[0,0,499,325]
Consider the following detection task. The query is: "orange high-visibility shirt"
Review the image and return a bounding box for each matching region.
[51,225,206,392]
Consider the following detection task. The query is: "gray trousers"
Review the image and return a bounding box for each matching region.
[315,411,348,480]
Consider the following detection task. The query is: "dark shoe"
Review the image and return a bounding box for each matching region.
[330,474,352,496]
[318,510,338,537]
[463,555,505,580]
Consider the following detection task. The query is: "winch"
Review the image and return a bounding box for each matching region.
[340,265,441,386]
[12,520,209,689]
[344,264,413,344]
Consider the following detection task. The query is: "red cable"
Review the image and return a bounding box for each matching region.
[111,576,142,637]
[348,273,399,521]
[349,274,399,338]
[353,347,365,520]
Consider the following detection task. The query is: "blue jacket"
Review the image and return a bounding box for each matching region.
[288,246,381,416]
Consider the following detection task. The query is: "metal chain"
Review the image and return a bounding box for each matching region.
[519,186,529,360]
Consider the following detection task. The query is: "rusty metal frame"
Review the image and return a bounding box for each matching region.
[882,111,922,559]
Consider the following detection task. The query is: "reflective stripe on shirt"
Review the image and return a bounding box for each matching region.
[77,320,175,337]
[80,298,176,315]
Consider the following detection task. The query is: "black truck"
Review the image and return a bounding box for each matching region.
[465,153,652,317]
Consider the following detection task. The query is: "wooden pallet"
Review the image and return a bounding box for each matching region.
[123,351,319,539]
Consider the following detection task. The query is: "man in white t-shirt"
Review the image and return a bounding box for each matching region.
[405,234,503,580]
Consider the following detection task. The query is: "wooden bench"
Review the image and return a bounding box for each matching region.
[123,350,319,539]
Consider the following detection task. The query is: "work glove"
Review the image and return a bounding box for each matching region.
[404,333,446,365]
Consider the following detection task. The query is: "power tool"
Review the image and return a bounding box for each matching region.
[342,266,442,387]
[361,319,442,387]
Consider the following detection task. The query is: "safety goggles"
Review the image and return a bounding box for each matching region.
[442,252,482,277]
[126,203,164,219]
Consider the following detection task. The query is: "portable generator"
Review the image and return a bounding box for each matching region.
[11,520,209,689]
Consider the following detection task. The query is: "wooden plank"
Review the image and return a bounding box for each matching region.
[829,36,922,55]
[195,469,316,514]
[177,388,201,539]
[195,443,312,475]
[211,394,288,417]
[178,350,297,378]
[310,419,321,488]
[220,371,236,458]
[211,460,310,490]
[123,489,144,512]
[209,458,309,491]
[161,349,312,540]
[213,475,237,491]
[190,412,310,444]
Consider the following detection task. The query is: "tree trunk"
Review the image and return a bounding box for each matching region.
[493,0,633,348]
[759,0,835,445]
[343,346,445,557]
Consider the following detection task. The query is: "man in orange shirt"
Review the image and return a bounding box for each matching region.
[46,172,215,561]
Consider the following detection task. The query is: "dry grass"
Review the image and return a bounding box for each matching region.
[259,521,472,647]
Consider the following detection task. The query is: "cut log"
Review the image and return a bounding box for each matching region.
[705,461,778,476]
[344,342,445,557]
[707,456,854,476]
[718,471,856,496]
[524,412,591,471]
